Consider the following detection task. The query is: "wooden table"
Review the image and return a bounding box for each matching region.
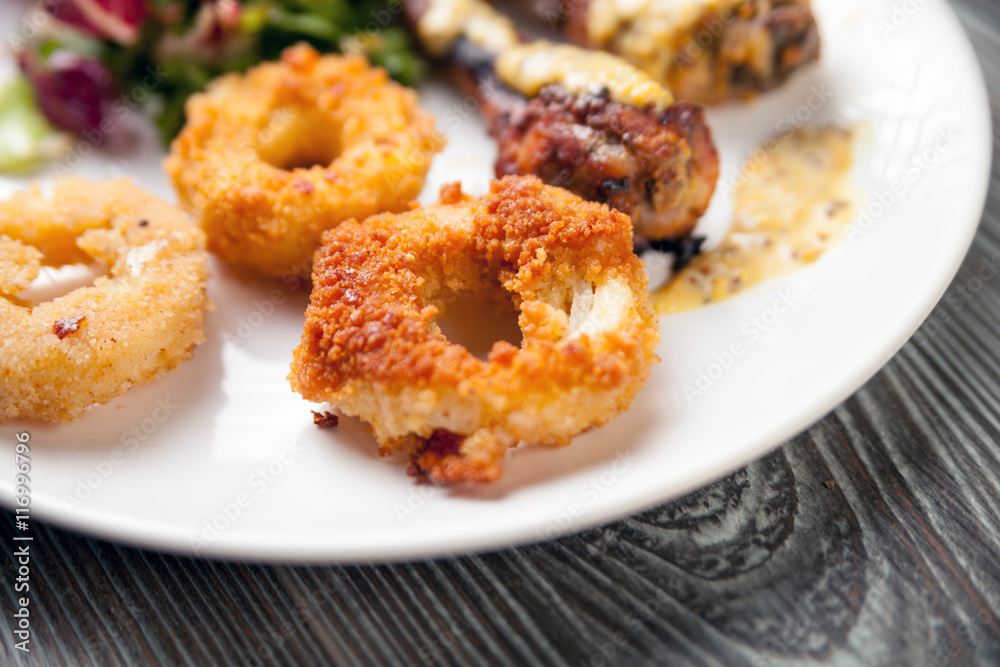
[4,1,1000,664]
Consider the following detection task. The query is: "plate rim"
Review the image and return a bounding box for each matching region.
[0,0,992,562]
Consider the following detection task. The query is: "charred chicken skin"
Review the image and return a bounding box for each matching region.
[405,0,720,245]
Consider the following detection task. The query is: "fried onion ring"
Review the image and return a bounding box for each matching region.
[289,175,660,483]
[0,178,210,424]
[164,43,445,278]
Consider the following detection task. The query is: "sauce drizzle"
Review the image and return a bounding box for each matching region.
[418,0,674,110]
[654,125,858,314]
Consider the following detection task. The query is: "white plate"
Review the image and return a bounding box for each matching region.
[0,0,990,562]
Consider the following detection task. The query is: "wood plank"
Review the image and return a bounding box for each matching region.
[4,1,1000,665]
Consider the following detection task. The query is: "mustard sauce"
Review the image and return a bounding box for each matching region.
[654,125,858,315]
[496,43,674,111]
[418,0,674,109]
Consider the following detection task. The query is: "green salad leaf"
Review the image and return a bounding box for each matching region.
[17,0,425,147]
[0,77,66,174]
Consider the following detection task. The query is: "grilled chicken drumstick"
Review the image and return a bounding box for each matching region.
[525,0,821,104]
[404,0,720,246]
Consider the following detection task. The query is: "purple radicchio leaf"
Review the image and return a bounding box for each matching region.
[43,0,150,45]
[18,49,137,152]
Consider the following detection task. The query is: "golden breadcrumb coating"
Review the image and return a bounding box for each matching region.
[164,43,444,278]
[289,175,660,483]
[0,178,210,424]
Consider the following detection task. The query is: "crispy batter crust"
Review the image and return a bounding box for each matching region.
[0,178,210,423]
[289,175,660,483]
[164,43,444,278]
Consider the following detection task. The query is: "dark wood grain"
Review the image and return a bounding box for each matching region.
[5,0,1000,665]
